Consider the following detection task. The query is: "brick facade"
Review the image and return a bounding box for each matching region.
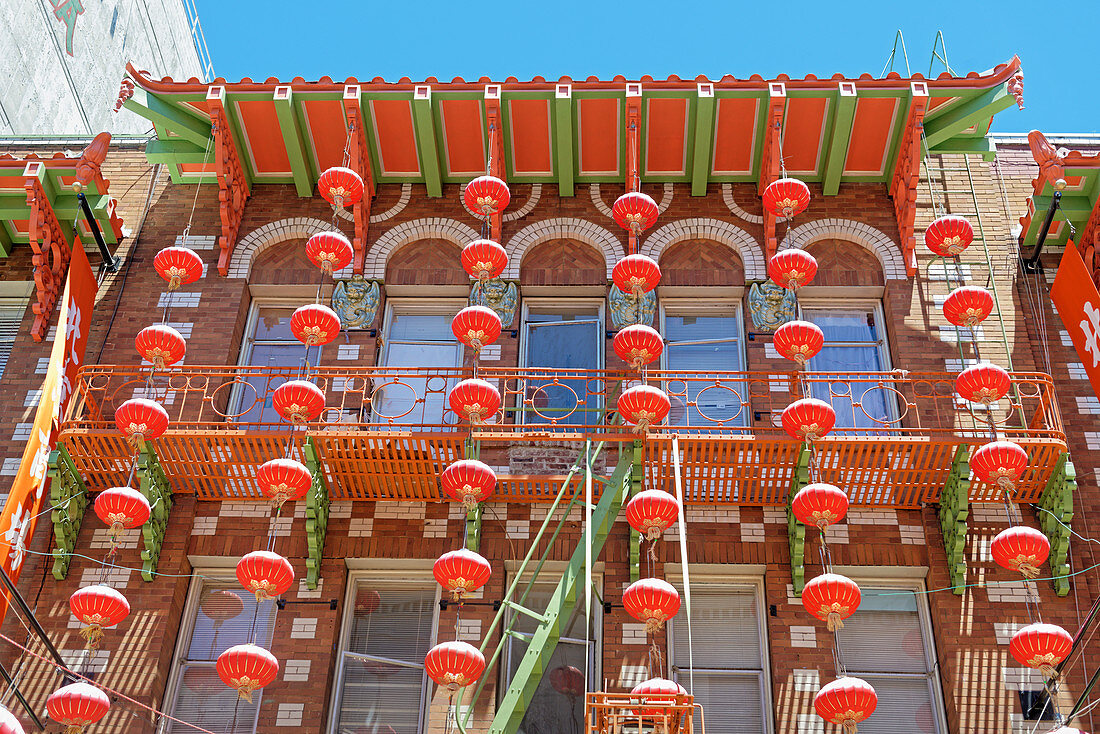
[0,138,1094,734]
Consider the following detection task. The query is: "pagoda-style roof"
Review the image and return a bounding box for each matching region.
[1019,131,1100,250]
[122,59,1022,196]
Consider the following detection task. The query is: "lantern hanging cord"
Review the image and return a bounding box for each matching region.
[0,631,221,734]
[179,128,215,253]
[671,436,694,695]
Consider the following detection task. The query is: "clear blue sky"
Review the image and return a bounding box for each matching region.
[193,0,1098,134]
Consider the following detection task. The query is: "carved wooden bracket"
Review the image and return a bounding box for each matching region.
[343,85,376,274]
[24,163,70,342]
[758,84,786,260]
[208,86,251,276]
[625,85,642,254]
[889,82,929,277]
[485,85,504,244]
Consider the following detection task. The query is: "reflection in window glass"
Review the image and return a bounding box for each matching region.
[663,312,745,429]
[236,307,310,425]
[378,309,462,424]
[524,308,601,426]
[804,308,891,430]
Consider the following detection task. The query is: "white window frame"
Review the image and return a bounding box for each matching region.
[518,298,606,424]
[159,572,275,734]
[665,574,774,734]
[327,569,441,734]
[840,576,949,734]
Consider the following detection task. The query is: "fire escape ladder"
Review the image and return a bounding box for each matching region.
[483,444,634,734]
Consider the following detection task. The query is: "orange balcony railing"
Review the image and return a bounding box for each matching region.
[57,365,1066,507]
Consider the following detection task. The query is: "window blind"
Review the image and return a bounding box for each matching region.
[0,304,25,380]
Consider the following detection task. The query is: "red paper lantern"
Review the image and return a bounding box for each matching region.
[782,398,836,441]
[46,682,110,733]
[763,177,811,218]
[792,483,849,530]
[769,249,818,290]
[618,385,671,432]
[318,166,364,208]
[94,486,150,539]
[153,246,203,290]
[448,379,500,424]
[991,526,1050,578]
[464,176,510,218]
[305,231,353,274]
[955,363,1011,405]
[440,459,497,509]
[773,320,824,366]
[217,644,279,702]
[425,640,486,691]
[256,458,312,507]
[272,380,326,423]
[135,324,186,369]
[612,191,660,235]
[433,549,492,600]
[461,239,509,281]
[549,665,585,697]
[201,589,244,624]
[971,440,1028,489]
[942,286,994,327]
[0,705,24,734]
[236,550,295,601]
[631,678,688,717]
[802,573,861,631]
[622,577,681,633]
[814,677,877,733]
[613,325,664,369]
[1010,623,1073,677]
[924,215,974,257]
[625,489,680,540]
[291,304,341,347]
[114,398,169,447]
[612,254,662,297]
[452,306,502,352]
[69,585,130,649]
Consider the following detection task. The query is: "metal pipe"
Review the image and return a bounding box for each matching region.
[77,192,121,272]
[1066,657,1100,721]
[0,565,69,671]
[1023,190,1063,271]
[0,658,45,730]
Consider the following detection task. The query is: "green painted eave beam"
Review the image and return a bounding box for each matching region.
[691,87,716,197]
[145,139,212,164]
[124,88,212,149]
[412,90,442,198]
[0,224,12,257]
[922,84,1013,149]
[1034,194,1095,220]
[0,193,111,221]
[272,88,314,197]
[821,84,858,196]
[554,90,574,197]
[927,136,997,161]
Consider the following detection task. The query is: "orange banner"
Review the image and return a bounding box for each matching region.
[0,241,96,597]
[1051,240,1100,399]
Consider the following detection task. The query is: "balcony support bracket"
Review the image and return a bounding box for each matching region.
[137,444,172,582]
[48,445,88,580]
[304,437,330,590]
[939,444,969,594]
[787,443,810,593]
[629,440,643,583]
[465,504,482,553]
[1038,451,1075,597]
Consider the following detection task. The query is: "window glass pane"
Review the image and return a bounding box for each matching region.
[510,643,589,734]
[665,315,739,343]
[335,664,425,734]
[805,309,878,343]
[376,342,460,424]
[673,672,765,734]
[805,308,890,429]
[525,311,600,426]
[837,590,928,674]
[671,589,761,669]
[851,676,937,734]
[389,313,454,341]
[169,663,260,734]
[347,583,436,661]
[252,307,297,341]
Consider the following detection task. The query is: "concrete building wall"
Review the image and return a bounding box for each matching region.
[0,0,206,136]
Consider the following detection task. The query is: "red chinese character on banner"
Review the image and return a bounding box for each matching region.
[50,0,85,56]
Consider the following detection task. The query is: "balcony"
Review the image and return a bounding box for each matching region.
[57,365,1066,508]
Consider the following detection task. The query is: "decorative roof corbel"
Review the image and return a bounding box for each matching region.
[342,84,376,274]
[888,81,929,277]
[485,84,504,243]
[625,83,642,254]
[23,161,70,342]
[207,85,251,276]
[759,83,786,260]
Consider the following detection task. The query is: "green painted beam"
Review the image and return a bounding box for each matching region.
[629,440,643,583]
[927,136,997,161]
[489,445,633,734]
[273,87,314,197]
[124,88,212,148]
[411,88,442,198]
[690,85,716,197]
[136,444,172,582]
[145,139,213,164]
[0,194,111,221]
[939,445,969,594]
[304,437,331,590]
[47,445,88,580]
[786,444,810,593]
[465,504,482,553]
[922,84,1013,149]
[0,224,12,257]
[1038,452,1075,597]
[1034,194,1094,219]
[554,88,574,197]
[821,83,858,196]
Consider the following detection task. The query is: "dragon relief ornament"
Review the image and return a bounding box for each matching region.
[469,278,518,327]
[608,284,656,329]
[331,275,380,329]
[748,281,798,331]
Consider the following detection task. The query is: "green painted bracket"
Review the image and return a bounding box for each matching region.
[303,438,331,590]
[465,504,482,553]
[47,445,88,580]
[629,440,643,583]
[1038,452,1075,597]
[136,444,172,582]
[939,445,970,594]
[787,444,811,593]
